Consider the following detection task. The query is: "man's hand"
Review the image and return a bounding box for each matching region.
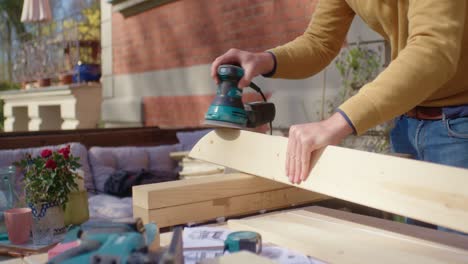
[211,49,275,88]
[286,112,353,184]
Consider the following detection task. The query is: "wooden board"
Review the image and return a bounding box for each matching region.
[133,173,296,209]
[190,129,468,233]
[199,251,275,264]
[134,187,324,228]
[0,241,56,258]
[227,206,468,264]
[169,151,190,160]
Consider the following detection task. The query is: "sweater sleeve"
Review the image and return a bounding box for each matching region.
[339,1,466,135]
[268,0,355,79]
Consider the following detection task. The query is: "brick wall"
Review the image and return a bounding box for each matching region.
[112,0,317,75]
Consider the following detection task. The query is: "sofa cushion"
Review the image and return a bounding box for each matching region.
[89,145,180,194]
[89,147,149,193]
[88,194,133,219]
[145,144,180,172]
[176,129,212,151]
[88,148,116,193]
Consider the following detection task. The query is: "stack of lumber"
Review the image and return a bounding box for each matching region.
[170,151,225,179]
[132,173,328,228]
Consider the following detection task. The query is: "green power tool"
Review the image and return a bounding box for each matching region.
[204,65,275,132]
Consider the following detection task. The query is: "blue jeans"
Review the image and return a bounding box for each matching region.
[390,115,468,232]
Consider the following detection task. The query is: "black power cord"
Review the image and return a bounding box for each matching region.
[249,82,273,135]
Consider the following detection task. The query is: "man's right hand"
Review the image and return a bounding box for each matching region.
[211,49,275,88]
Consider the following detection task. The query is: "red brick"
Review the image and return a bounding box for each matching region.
[112,0,318,75]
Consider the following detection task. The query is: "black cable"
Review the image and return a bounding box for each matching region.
[249,82,267,102]
[249,82,273,135]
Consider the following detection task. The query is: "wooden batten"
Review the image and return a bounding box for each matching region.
[189,129,468,233]
[134,187,324,227]
[133,173,291,210]
[132,172,328,228]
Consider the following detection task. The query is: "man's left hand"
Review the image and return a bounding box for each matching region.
[286,112,354,184]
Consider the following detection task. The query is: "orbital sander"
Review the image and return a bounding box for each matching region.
[204,64,275,132]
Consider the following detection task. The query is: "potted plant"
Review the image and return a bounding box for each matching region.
[58,71,74,85]
[15,145,81,245]
[333,41,392,153]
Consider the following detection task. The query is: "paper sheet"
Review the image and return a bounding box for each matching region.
[183,227,327,264]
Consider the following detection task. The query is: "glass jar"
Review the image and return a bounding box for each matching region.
[0,166,18,234]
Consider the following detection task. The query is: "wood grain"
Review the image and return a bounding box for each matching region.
[133,187,325,228]
[132,173,293,209]
[228,207,468,264]
[190,129,468,233]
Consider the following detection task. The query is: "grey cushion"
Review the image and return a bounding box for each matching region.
[88,194,133,219]
[145,144,180,172]
[88,145,179,193]
[88,147,149,193]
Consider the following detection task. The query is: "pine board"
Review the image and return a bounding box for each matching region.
[227,207,468,264]
[133,173,293,209]
[199,251,276,264]
[133,187,325,228]
[190,129,468,233]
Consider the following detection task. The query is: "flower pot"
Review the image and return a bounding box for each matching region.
[38,78,51,87]
[73,63,101,83]
[29,202,65,245]
[59,73,73,85]
[64,190,89,226]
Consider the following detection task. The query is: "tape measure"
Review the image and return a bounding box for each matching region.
[224,231,262,254]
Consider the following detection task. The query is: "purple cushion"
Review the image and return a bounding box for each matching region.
[88,148,117,193]
[146,144,180,172]
[114,148,149,171]
[0,149,23,169]
[176,129,212,151]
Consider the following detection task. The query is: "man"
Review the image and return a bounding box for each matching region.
[211,0,468,188]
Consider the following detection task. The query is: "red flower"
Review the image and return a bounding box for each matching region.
[45,159,57,169]
[40,149,52,158]
[58,145,70,159]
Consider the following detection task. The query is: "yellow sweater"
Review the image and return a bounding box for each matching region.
[269,0,468,135]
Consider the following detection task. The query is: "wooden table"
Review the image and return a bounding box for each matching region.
[161,206,468,263]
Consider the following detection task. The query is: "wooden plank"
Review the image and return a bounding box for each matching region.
[133,187,325,228]
[305,206,468,251]
[190,129,468,232]
[23,253,50,264]
[199,251,276,264]
[227,207,468,264]
[132,173,292,209]
[169,151,190,160]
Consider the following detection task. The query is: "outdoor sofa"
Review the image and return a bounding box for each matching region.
[0,127,211,220]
